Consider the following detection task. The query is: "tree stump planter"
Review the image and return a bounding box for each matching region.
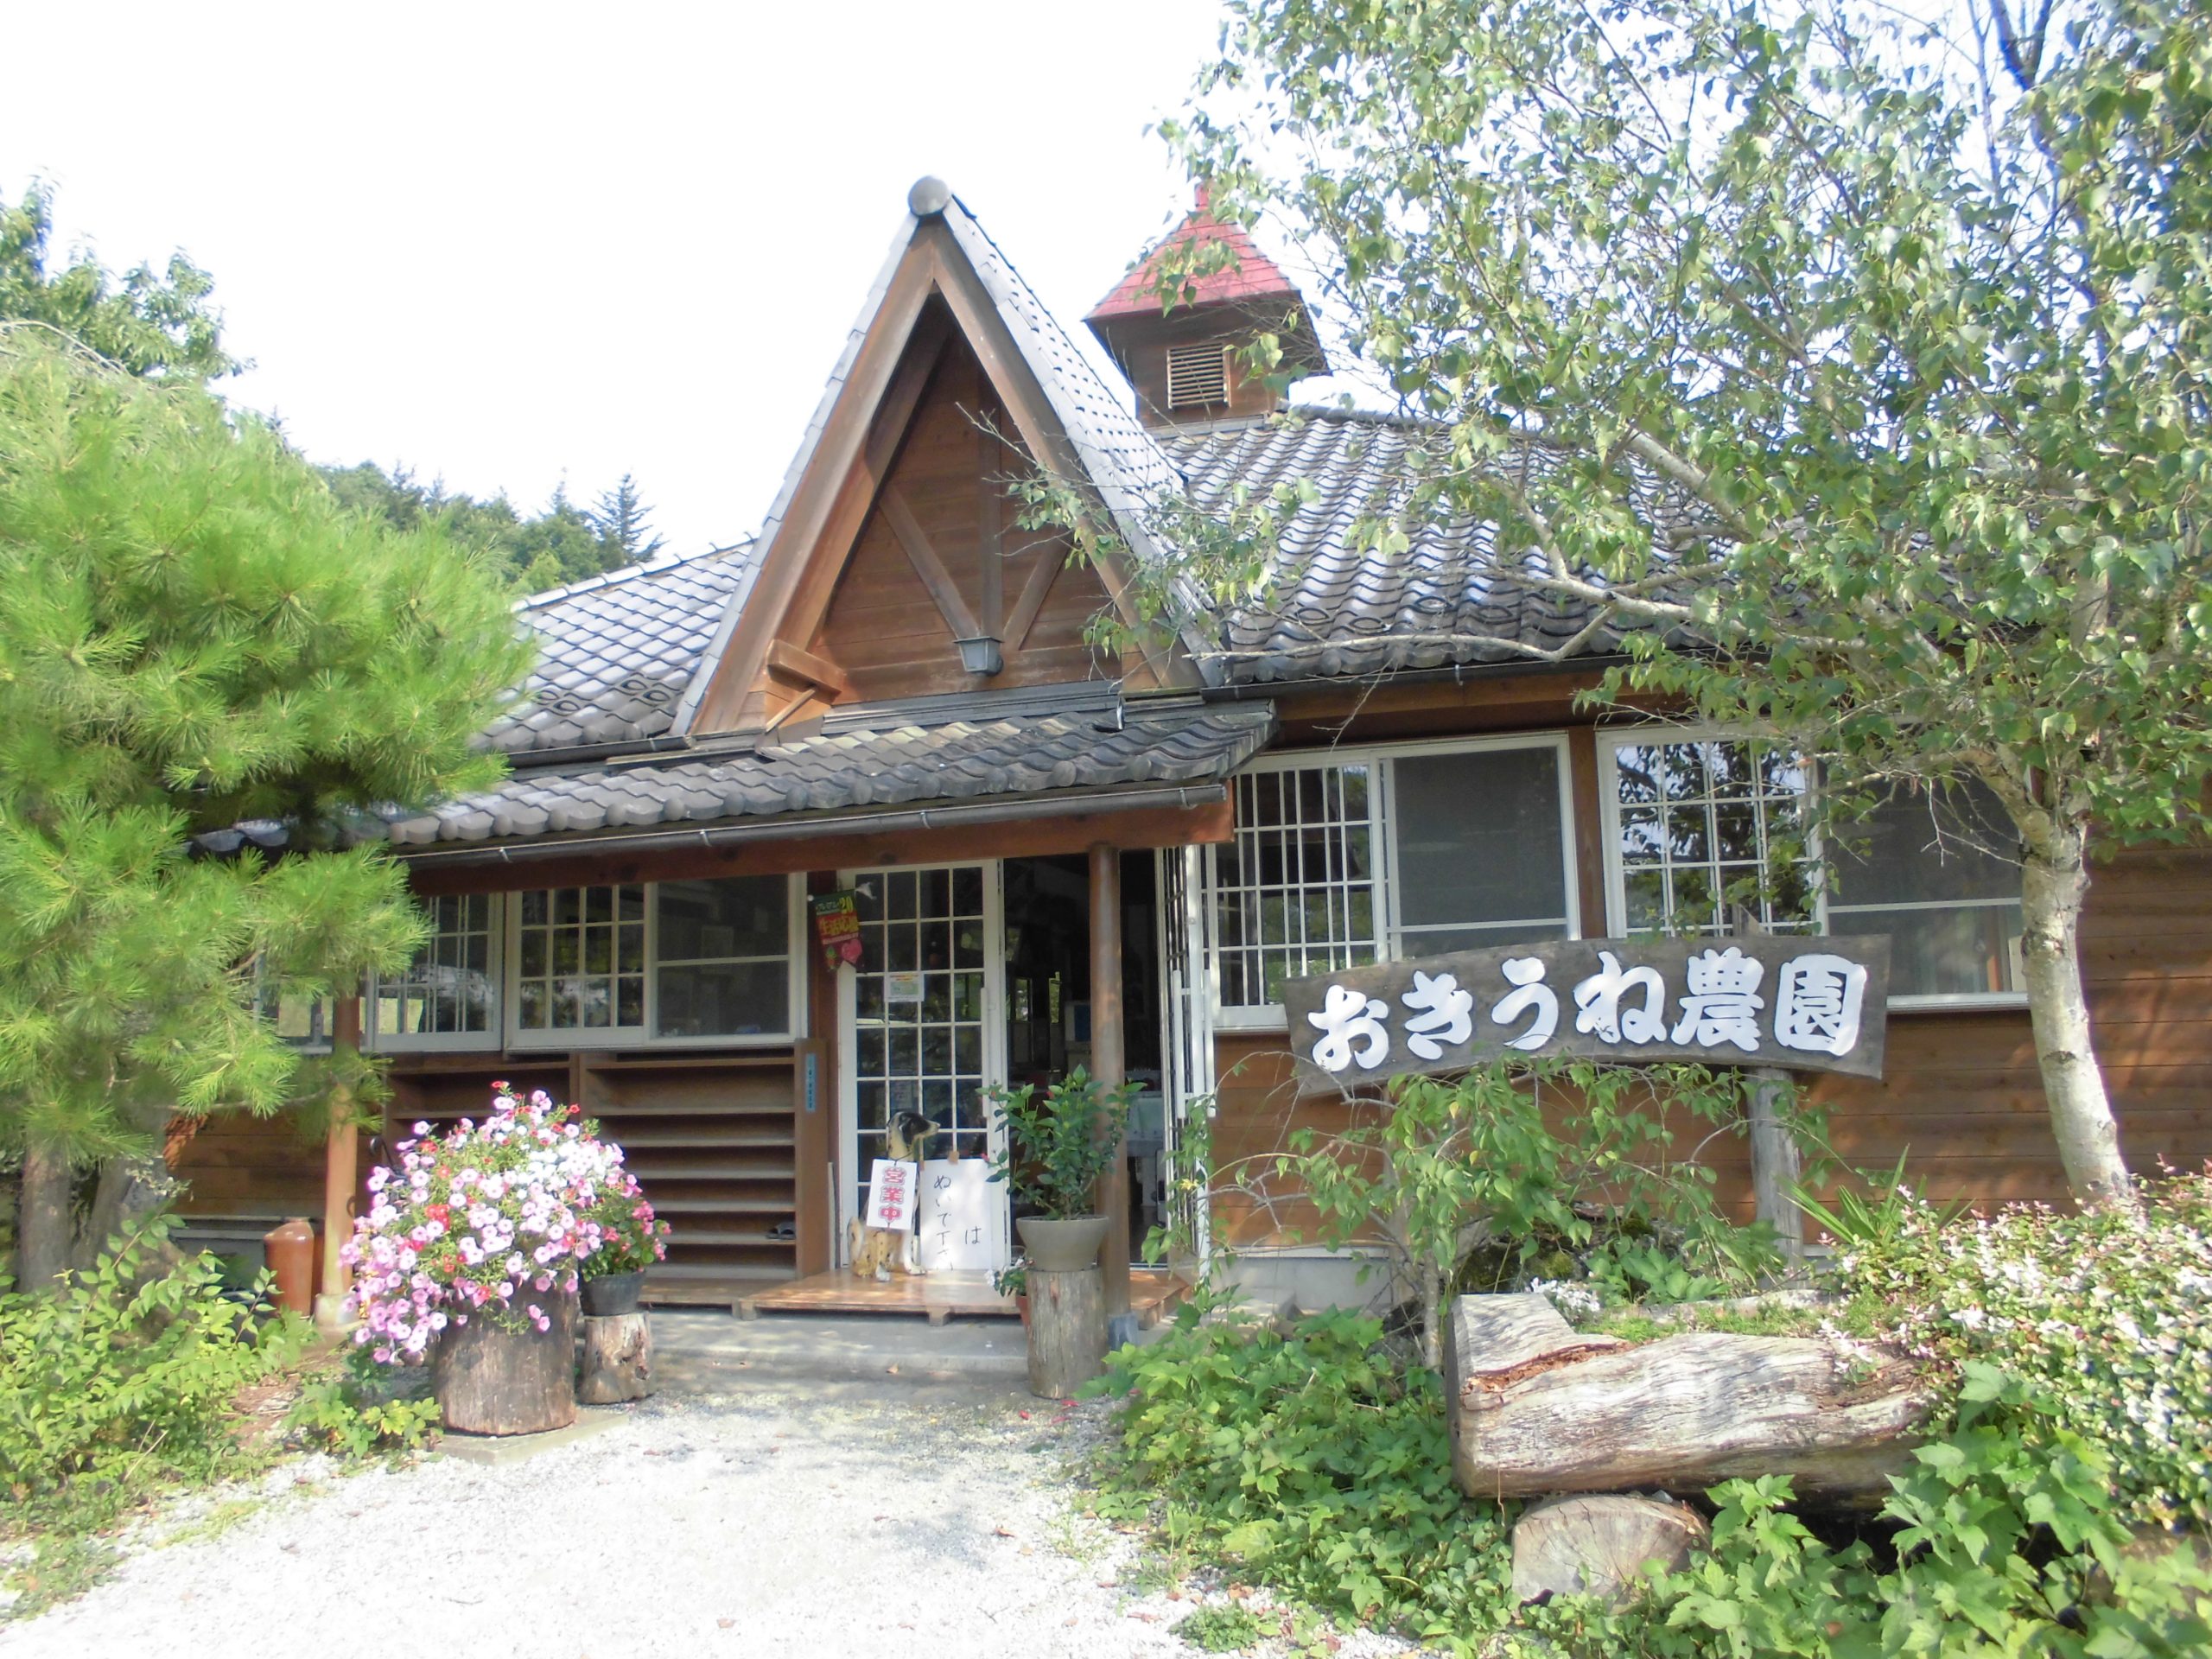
[1444,1294,1928,1504]
[1027,1265,1107,1398]
[430,1294,578,1435]
[578,1312,653,1404]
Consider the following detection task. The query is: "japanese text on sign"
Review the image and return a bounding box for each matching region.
[1281,936,1890,1087]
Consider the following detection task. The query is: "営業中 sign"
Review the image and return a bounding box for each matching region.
[1280,935,1890,1091]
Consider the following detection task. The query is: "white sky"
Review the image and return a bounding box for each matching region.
[3,1,1234,556]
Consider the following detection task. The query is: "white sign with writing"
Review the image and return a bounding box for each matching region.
[914,1158,999,1272]
[865,1158,920,1231]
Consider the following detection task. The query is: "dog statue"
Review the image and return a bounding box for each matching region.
[846,1111,941,1281]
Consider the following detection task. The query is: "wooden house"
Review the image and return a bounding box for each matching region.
[168,178,2212,1317]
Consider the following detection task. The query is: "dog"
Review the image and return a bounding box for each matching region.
[846,1110,943,1281]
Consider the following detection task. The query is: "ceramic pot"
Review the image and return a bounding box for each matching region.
[581,1269,645,1317]
[1016,1214,1109,1273]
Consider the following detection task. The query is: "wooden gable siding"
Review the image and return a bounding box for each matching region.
[810,337,1123,702]
[1207,820,2212,1250]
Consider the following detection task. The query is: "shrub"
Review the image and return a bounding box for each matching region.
[985,1067,1137,1219]
[0,1215,289,1520]
[1090,1301,1516,1647]
[1836,1168,2212,1531]
[284,1347,440,1459]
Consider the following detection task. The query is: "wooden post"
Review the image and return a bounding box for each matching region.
[315,996,365,1337]
[1089,843,1130,1318]
[1730,908,1804,1262]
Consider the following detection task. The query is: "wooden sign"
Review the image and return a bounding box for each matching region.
[1280,935,1890,1091]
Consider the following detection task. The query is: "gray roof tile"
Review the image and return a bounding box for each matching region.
[487,542,755,754]
[384,696,1273,849]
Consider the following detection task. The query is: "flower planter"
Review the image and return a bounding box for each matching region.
[1016,1214,1109,1272]
[582,1269,645,1317]
[1016,1292,1031,1330]
[430,1293,578,1435]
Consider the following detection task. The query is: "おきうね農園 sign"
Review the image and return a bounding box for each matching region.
[1279,936,1890,1090]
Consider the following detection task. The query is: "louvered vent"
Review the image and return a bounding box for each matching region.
[1165,341,1230,409]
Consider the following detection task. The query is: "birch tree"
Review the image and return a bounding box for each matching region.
[1138,0,2212,1205]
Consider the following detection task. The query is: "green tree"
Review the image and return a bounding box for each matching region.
[0,337,532,1286]
[0,182,237,383]
[320,462,644,591]
[587,473,664,564]
[1148,0,2212,1204]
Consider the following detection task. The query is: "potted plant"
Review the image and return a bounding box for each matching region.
[577,1135,670,1316]
[985,1067,1137,1273]
[341,1084,636,1435]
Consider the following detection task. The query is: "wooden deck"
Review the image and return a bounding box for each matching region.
[736,1266,1192,1328]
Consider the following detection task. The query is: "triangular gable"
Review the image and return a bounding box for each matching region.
[679,183,1211,737]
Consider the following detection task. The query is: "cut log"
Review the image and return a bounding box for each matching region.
[1446,1294,1927,1503]
[430,1294,577,1436]
[1027,1264,1106,1400]
[578,1312,653,1404]
[1513,1495,1709,1607]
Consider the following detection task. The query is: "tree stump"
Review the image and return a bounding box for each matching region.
[1445,1294,1927,1503]
[1512,1494,1709,1607]
[1027,1264,1106,1399]
[578,1312,653,1404]
[430,1294,577,1435]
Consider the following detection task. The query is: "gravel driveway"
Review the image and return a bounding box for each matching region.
[0,1358,1204,1659]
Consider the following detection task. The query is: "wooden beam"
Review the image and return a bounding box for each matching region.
[689,249,940,734]
[766,639,853,699]
[1002,540,1065,652]
[880,481,982,640]
[406,798,1235,897]
[1090,843,1132,1319]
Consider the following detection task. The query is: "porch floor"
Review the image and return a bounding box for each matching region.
[735,1266,1191,1327]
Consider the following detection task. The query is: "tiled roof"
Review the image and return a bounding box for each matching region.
[1087,186,1305,322]
[1159,410,1683,683]
[489,543,755,754]
[384,692,1273,849]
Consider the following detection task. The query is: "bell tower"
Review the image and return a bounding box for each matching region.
[1084,186,1327,430]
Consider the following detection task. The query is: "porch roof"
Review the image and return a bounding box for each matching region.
[379,688,1272,851]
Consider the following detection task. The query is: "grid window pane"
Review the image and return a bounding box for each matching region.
[371,893,499,1039]
[653,876,791,1038]
[1609,739,1815,937]
[516,884,646,1033]
[1213,765,1380,1009]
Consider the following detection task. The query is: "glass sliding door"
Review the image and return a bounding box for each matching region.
[837,863,1007,1269]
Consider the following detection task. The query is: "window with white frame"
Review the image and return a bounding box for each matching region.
[1826,783,2023,1001]
[1605,735,1817,936]
[511,875,800,1045]
[368,892,501,1046]
[1600,731,2026,1003]
[1208,737,1576,1018]
[515,884,648,1034]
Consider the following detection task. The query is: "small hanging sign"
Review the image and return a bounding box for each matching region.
[810,890,862,972]
[885,971,925,1003]
[865,1158,919,1231]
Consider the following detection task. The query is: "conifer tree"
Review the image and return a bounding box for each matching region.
[0,335,531,1286]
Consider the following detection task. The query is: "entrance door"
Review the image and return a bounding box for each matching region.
[836,863,1008,1270]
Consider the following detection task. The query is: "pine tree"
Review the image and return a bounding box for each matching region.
[0,337,531,1286]
[587,473,664,565]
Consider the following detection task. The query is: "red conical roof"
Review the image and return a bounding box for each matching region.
[1086,185,1306,322]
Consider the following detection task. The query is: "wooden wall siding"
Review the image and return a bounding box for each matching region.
[810,338,1126,702]
[1209,842,2212,1249]
[166,1109,327,1219]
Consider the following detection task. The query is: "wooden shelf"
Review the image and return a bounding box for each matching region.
[587,1100,796,1118]
[613,1128,796,1151]
[628,1160,796,1183]
[652,1196,796,1216]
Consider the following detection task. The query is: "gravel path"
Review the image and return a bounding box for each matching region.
[0,1372,1211,1659]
